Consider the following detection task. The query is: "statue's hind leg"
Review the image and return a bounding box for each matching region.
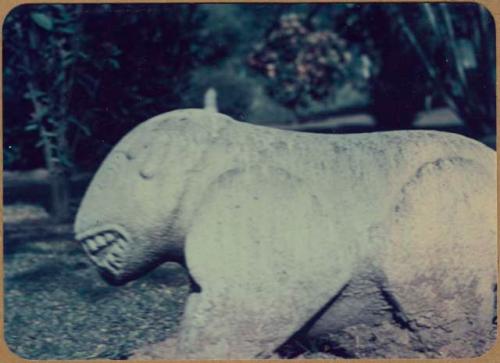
[380,158,497,357]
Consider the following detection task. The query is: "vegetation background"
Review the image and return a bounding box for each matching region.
[2,3,496,359]
[4,3,496,220]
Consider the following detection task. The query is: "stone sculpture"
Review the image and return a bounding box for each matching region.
[74,109,497,359]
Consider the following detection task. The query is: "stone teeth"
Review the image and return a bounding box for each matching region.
[102,259,118,273]
[81,231,128,271]
[96,235,107,247]
[86,238,98,252]
[93,256,104,267]
[116,238,126,249]
[81,242,90,254]
[108,260,120,270]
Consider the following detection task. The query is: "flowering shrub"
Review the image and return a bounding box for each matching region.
[248,13,364,114]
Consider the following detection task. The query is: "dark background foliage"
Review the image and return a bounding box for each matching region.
[3,3,496,220]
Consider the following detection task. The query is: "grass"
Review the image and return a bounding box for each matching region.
[4,224,190,360]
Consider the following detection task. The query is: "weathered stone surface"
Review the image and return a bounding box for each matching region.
[74,109,497,359]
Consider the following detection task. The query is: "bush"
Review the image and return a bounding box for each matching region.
[248,13,373,118]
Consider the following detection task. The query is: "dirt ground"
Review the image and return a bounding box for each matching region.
[4,204,190,360]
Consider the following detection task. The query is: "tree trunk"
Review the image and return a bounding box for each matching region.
[49,168,71,223]
[41,126,72,223]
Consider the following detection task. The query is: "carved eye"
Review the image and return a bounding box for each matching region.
[138,142,168,180]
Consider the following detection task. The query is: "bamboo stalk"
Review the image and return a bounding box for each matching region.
[391,6,461,117]
[439,4,467,89]
[479,5,496,119]
[422,4,440,38]
[392,7,436,80]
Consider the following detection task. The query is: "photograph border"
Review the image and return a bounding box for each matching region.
[0,0,498,362]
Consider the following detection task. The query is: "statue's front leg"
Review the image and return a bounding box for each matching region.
[131,335,179,359]
[175,169,354,358]
[176,291,295,359]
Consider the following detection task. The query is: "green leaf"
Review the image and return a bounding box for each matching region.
[78,51,90,60]
[28,31,39,49]
[41,130,56,137]
[24,123,39,131]
[23,89,45,100]
[31,12,54,31]
[58,153,74,168]
[68,117,91,136]
[57,26,76,34]
[108,59,120,69]
[54,72,65,86]
[62,55,75,68]
[77,123,91,136]
[32,106,49,121]
[46,118,58,126]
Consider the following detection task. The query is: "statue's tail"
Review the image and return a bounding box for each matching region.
[203,87,218,112]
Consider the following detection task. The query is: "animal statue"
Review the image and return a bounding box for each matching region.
[74,109,497,359]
